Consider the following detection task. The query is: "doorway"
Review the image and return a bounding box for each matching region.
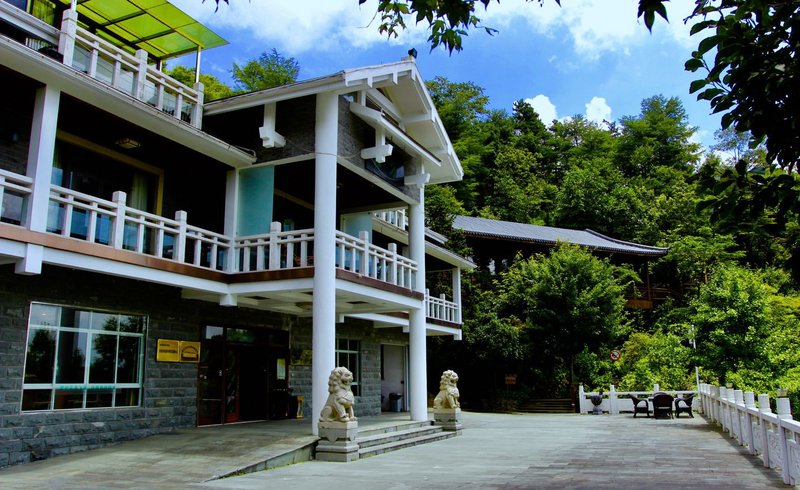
[381,344,407,412]
[197,326,289,426]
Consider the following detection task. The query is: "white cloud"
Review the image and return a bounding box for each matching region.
[585,97,611,124]
[525,94,558,124]
[171,0,429,54]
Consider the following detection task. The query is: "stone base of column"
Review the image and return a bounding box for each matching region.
[316,421,359,462]
[434,408,463,432]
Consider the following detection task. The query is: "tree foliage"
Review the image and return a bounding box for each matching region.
[165,65,234,102]
[231,48,299,92]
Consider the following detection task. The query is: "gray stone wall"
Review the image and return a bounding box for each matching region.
[257,96,316,162]
[0,265,295,467]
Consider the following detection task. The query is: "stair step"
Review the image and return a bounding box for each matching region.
[518,399,574,413]
[358,420,433,438]
[358,425,443,449]
[359,430,457,459]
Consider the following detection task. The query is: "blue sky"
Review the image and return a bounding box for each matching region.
[171,0,721,150]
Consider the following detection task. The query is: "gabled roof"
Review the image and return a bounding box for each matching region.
[59,0,226,60]
[203,58,463,186]
[453,216,668,257]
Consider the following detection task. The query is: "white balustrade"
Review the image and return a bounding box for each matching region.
[425,289,459,323]
[335,230,417,289]
[0,169,33,225]
[235,223,314,273]
[375,208,408,229]
[69,25,201,127]
[699,382,800,485]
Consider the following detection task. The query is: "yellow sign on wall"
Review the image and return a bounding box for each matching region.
[156,339,180,362]
[157,340,201,363]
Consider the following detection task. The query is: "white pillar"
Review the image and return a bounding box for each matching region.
[311,92,338,435]
[57,9,77,67]
[17,86,61,275]
[452,267,462,324]
[223,170,239,272]
[408,184,427,421]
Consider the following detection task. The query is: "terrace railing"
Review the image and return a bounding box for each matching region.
[425,289,459,323]
[335,230,416,289]
[235,223,313,273]
[0,169,33,226]
[700,383,800,486]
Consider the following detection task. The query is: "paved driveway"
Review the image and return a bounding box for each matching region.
[203,412,787,490]
[0,412,789,489]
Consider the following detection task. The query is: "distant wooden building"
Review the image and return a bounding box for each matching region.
[453,216,669,309]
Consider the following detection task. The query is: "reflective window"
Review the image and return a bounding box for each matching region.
[22,303,146,411]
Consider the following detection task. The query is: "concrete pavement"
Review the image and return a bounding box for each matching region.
[0,412,789,489]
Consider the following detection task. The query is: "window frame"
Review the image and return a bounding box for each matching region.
[21,302,147,412]
[335,338,360,397]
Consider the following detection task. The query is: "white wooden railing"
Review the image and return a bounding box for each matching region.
[375,208,407,229]
[0,169,33,225]
[235,223,313,272]
[700,383,800,486]
[41,185,418,290]
[425,289,459,323]
[69,26,201,126]
[335,230,416,289]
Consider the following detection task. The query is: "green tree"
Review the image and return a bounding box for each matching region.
[618,331,694,391]
[497,245,629,394]
[485,147,557,224]
[426,76,489,141]
[165,65,234,102]
[231,48,299,92]
[690,264,771,384]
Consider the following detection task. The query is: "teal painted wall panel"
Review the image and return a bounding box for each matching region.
[238,166,275,236]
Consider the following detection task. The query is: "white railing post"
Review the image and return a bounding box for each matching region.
[110,191,127,249]
[734,390,745,445]
[192,81,204,128]
[654,383,660,393]
[174,211,188,263]
[777,396,793,484]
[745,391,757,455]
[758,393,772,468]
[134,49,149,101]
[388,243,398,285]
[439,294,447,321]
[359,231,370,275]
[578,384,587,414]
[58,9,78,67]
[268,221,282,270]
[610,385,619,415]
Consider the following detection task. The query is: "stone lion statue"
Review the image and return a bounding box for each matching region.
[433,370,460,409]
[319,366,357,422]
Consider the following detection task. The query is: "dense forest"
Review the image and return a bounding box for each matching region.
[421,78,800,412]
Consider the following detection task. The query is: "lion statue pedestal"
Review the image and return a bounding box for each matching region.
[433,370,463,432]
[316,367,360,462]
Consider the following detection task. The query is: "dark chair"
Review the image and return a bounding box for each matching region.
[630,394,650,418]
[674,393,695,418]
[652,392,674,419]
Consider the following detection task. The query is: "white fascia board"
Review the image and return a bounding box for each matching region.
[426,323,462,340]
[349,103,440,168]
[348,313,408,327]
[228,278,314,295]
[203,73,346,116]
[0,38,255,169]
[343,63,415,89]
[0,237,27,259]
[41,248,230,293]
[335,278,422,310]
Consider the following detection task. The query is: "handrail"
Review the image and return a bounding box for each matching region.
[699,383,799,485]
[0,169,33,225]
[425,290,459,323]
[234,227,314,273]
[335,230,417,290]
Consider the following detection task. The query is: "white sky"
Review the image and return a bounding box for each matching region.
[171,0,719,149]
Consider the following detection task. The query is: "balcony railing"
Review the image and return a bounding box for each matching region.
[425,290,459,323]
[69,25,201,127]
[335,230,416,289]
[375,209,407,229]
[0,169,32,226]
[35,183,419,291]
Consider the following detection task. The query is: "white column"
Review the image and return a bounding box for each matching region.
[17,86,61,275]
[311,92,338,435]
[408,184,427,421]
[223,170,239,272]
[452,267,462,324]
[57,9,77,67]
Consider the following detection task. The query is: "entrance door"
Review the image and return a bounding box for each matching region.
[197,326,289,426]
[381,344,406,411]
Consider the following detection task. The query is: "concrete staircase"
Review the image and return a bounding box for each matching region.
[517,398,574,414]
[357,420,456,459]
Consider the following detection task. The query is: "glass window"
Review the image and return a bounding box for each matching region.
[21,303,146,412]
[335,339,360,396]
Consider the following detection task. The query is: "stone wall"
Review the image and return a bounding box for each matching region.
[0,265,295,467]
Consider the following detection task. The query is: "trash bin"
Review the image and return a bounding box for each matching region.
[389,393,403,412]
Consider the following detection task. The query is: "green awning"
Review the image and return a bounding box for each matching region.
[60,0,227,60]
